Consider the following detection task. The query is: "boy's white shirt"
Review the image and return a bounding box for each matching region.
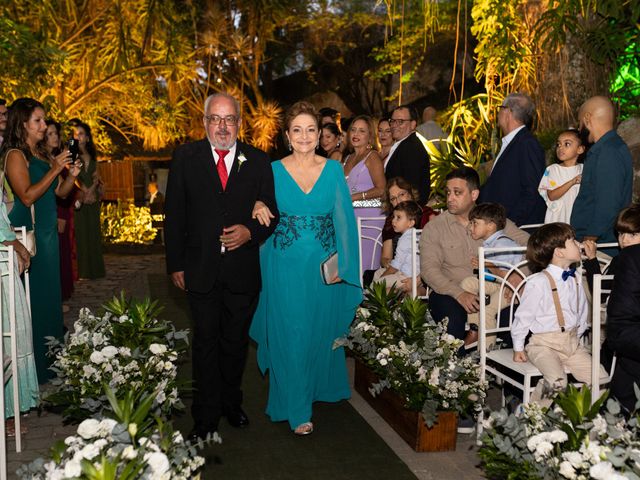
[511,263,588,352]
[390,227,417,277]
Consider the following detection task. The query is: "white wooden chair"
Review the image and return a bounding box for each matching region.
[410,228,428,299]
[356,216,386,286]
[591,273,616,403]
[517,223,543,233]
[476,244,612,440]
[13,227,31,316]
[0,245,23,480]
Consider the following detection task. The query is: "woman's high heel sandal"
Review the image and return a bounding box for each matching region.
[294,422,314,436]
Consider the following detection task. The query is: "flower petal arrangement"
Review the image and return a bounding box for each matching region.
[338,283,487,427]
[45,294,189,422]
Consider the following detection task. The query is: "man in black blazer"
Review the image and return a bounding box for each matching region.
[164,92,278,440]
[478,93,546,226]
[385,105,431,204]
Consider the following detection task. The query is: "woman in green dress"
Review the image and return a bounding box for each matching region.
[2,97,82,383]
[73,122,105,279]
[0,199,39,434]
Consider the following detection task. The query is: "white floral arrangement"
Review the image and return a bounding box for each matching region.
[46,295,189,421]
[480,385,640,479]
[17,393,217,480]
[338,283,487,426]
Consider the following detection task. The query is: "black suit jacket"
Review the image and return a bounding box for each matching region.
[385,132,431,204]
[164,139,278,294]
[606,244,640,411]
[478,128,546,226]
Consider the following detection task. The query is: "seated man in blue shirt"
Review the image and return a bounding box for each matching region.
[460,203,523,349]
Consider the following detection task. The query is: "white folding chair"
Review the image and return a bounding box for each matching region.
[356,216,386,286]
[0,245,23,480]
[13,227,31,317]
[476,244,611,441]
[410,228,428,299]
[517,223,543,233]
[591,274,616,403]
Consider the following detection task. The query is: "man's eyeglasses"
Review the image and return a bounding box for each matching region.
[389,118,411,126]
[204,114,238,126]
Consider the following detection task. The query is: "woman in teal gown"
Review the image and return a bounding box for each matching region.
[0,200,39,426]
[2,98,81,383]
[250,101,362,435]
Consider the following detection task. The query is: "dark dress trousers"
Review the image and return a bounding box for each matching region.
[478,128,546,226]
[164,139,278,430]
[385,132,431,204]
[606,243,640,413]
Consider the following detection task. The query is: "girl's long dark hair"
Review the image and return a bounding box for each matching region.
[0,97,49,165]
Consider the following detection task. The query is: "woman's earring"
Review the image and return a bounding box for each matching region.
[288,142,292,151]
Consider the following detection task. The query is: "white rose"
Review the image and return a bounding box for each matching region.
[82,365,97,378]
[98,418,118,436]
[90,351,105,364]
[78,442,101,460]
[64,459,82,478]
[559,461,576,479]
[379,358,388,366]
[101,345,119,359]
[149,343,167,355]
[592,415,608,436]
[77,419,101,439]
[589,461,615,480]
[122,445,138,460]
[144,451,170,474]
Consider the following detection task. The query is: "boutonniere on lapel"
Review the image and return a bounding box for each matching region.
[237,152,248,173]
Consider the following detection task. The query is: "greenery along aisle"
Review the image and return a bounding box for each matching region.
[480,385,640,480]
[17,295,213,479]
[338,283,487,427]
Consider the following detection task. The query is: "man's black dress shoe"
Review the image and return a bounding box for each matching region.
[224,407,249,428]
[187,425,217,443]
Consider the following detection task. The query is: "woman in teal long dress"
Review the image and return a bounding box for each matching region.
[250,101,362,435]
[73,122,105,279]
[0,200,39,429]
[2,98,81,383]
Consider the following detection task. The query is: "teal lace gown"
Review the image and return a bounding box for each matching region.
[0,200,39,416]
[250,159,362,429]
[9,156,63,382]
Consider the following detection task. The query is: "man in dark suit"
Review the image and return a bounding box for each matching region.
[385,105,431,204]
[164,92,278,440]
[478,93,546,226]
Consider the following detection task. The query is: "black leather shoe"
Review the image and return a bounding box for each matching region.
[224,407,249,428]
[187,425,217,444]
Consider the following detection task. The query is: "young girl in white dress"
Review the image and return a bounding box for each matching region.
[538,129,585,223]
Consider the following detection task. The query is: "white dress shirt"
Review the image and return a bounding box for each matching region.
[491,125,525,173]
[210,142,237,174]
[511,264,588,351]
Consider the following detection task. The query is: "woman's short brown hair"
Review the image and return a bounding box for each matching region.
[382,177,419,214]
[526,222,576,272]
[284,101,320,131]
[616,204,640,235]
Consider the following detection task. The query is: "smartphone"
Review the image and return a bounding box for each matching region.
[68,138,80,161]
[485,294,491,306]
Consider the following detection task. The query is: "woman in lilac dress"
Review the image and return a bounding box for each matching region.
[342,115,386,273]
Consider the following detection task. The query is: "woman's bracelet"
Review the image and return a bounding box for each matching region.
[361,192,366,200]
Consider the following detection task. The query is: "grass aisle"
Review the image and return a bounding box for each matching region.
[148,274,417,480]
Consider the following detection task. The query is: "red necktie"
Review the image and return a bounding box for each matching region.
[215,149,229,190]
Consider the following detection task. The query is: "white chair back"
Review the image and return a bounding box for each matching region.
[356,216,386,285]
[410,229,426,299]
[591,274,616,403]
[0,245,23,480]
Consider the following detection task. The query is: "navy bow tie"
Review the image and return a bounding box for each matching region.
[562,268,576,281]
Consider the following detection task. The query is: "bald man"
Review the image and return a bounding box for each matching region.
[570,96,633,254]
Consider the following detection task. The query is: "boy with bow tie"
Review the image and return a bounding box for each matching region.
[512,222,603,405]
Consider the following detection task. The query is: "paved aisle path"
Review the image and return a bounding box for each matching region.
[5,253,484,479]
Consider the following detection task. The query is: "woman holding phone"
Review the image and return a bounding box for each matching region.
[1,97,82,382]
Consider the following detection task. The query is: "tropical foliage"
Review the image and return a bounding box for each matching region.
[100,201,156,245]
